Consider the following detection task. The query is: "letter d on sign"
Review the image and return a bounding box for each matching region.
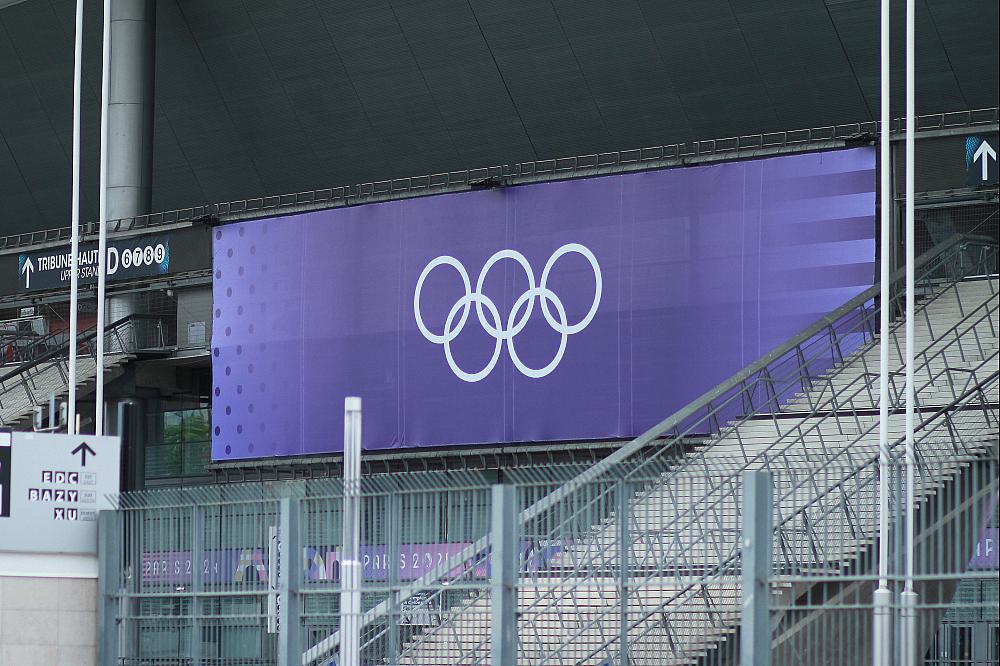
[106,247,118,275]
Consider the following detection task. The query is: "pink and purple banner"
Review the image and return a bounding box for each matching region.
[211,148,875,459]
[141,540,567,584]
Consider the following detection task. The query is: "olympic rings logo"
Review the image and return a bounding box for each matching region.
[414,243,602,382]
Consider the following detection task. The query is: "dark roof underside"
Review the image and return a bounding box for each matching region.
[0,0,997,234]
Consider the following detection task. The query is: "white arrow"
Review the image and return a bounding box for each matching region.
[973,139,996,182]
[20,256,34,289]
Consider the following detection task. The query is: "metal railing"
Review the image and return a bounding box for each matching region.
[2,107,996,253]
[379,240,996,665]
[94,235,998,666]
[290,234,996,664]
[97,384,998,665]
[0,313,168,425]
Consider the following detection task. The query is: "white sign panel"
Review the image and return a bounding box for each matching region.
[0,431,121,555]
[267,525,281,634]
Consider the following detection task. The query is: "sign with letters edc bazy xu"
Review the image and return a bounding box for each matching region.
[0,431,120,555]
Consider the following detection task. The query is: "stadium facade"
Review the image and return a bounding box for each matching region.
[0,1,997,665]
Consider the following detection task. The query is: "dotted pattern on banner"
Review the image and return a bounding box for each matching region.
[211,222,305,459]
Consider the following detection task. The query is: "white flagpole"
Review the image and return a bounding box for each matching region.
[872,0,892,659]
[96,0,111,436]
[901,0,919,660]
[67,0,84,435]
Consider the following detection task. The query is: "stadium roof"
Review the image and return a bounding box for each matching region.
[1,0,997,235]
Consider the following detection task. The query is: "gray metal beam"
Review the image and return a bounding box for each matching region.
[741,470,773,666]
[277,497,302,666]
[491,484,517,666]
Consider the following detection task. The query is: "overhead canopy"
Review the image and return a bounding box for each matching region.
[0,0,997,235]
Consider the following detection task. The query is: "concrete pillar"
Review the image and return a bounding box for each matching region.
[107,0,155,223]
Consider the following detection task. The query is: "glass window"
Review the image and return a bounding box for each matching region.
[146,408,212,481]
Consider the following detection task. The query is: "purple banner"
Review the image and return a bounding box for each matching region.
[141,541,568,584]
[969,527,998,570]
[212,148,875,459]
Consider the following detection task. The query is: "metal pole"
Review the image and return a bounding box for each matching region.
[741,470,772,666]
[873,0,893,659]
[491,484,517,666]
[900,0,919,661]
[67,0,84,435]
[190,505,203,666]
[340,397,362,666]
[278,497,302,666]
[386,491,403,665]
[95,0,111,436]
[617,479,630,666]
[97,510,119,666]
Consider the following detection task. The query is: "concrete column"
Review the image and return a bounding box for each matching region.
[107,0,155,223]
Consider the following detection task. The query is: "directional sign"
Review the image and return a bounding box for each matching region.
[16,233,171,293]
[966,135,999,185]
[71,441,97,466]
[20,256,34,289]
[0,432,120,555]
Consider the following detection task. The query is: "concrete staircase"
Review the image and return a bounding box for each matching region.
[396,278,998,665]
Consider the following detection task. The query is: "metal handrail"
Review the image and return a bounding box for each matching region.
[612,369,999,666]
[616,368,1000,656]
[0,313,149,385]
[390,237,996,664]
[0,314,167,424]
[2,107,996,253]
[421,277,998,664]
[406,244,996,662]
[0,318,69,367]
[297,235,997,664]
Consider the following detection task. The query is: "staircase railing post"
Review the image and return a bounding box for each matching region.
[617,478,629,666]
[741,470,772,666]
[386,490,403,665]
[491,484,517,666]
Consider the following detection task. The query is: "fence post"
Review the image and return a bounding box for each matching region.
[278,496,302,666]
[386,490,403,665]
[741,470,772,666]
[617,479,629,666]
[97,510,118,666]
[340,396,363,666]
[190,505,203,665]
[491,484,517,666]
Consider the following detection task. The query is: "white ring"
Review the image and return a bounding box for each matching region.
[414,243,601,382]
[443,292,504,383]
[539,243,602,335]
[505,287,568,379]
[414,256,471,345]
[474,249,536,338]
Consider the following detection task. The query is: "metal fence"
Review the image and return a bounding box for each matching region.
[97,454,998,665]
[96,231,998,664]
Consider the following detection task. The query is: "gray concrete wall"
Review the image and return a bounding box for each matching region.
[0,577,96,666]
[176,285,212,348]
